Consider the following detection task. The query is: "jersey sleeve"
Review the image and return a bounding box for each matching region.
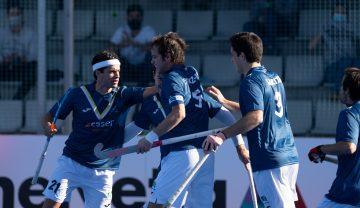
[239,79,264,114]
[121,86,144,106]
[134,104,152,130]
[203,93,222,118]
[49,88,75,120]
[161,73,187,107]
[336,109,359,145]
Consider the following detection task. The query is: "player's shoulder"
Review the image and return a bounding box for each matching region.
[345,102,360,119]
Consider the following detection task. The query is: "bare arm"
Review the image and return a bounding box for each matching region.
[153,104,186,137]
[142,86,157,99]
[222,110,263,139]
[320,141,357,155]
[206,86,240,112]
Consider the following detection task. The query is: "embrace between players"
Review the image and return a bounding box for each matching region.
[40,32,360,208]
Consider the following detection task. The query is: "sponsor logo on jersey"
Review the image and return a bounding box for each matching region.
[85,120,115,128]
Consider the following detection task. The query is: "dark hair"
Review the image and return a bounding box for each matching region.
[229,32,263,63]
[127,4,144,16]
[91,50,119,80]
[151,32,188,64]
[343,67,360,101]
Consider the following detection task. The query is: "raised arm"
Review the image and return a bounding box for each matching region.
[206,86,240,112]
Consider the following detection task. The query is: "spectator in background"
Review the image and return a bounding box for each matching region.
[0,4,37,100]
[309,3,359,89]
[244,0,298,54]
[110,4,155,86]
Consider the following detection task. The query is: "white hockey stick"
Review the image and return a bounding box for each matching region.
[245,162,258,208]
[94,128,225,159]
[31,88,71,185]
[164,152,213,208]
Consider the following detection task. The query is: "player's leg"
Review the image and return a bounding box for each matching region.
[42,156,80,208]
[185,149,215,208]
[81,169,115,208]
[146,149,199,207]
[253,164,299,208]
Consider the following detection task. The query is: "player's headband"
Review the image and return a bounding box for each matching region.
[92,59,121,71]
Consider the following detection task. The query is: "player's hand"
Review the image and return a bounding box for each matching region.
[137,137,152,154]
[236,144,250,165]
[202,132,226,154]
[206,86,226,104]
[308,145,325,163]
[44,122,57,138]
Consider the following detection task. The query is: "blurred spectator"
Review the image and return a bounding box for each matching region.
[244,0,298,53]
[308,3,359,89]
[0,4,37,100]
[110,4,155,86]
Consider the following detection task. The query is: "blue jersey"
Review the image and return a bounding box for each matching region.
[49,83,144,169]
[326,101,360,206]
[135,65,221,157]
[239,66,298,171]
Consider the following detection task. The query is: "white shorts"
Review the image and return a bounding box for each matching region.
[253,163,299,208]
[317,197,359,208]
[43,155,115,208]
[185,151,215,208]
[148,149,200,207]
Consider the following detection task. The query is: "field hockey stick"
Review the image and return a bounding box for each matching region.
[164,152,213,208]
[324,156,338,164]
[245,162,258,208]
[31,88,71,185]
[94,127,225,159]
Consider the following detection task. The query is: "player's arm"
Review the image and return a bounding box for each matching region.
[42,113,57,137]
[308,110,358,163]
[142,86,157,99]
[214,106,250,164]
[203,110,263,153]
[206,86,240,111]
[137,104,185,153]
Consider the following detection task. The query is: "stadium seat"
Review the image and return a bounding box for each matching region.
[262,56,283,79]
[298,10,331,38]
[185,55,201,72]
[56,10,94,39]
[285,55,323,87]
[176,11,213,40]
[287,100,312,135]
[312,100,344,135]
[349,10,360,38]
[94,10,126,40]
[0,100,22,132]
[215,10,249,39]
[202,55,239,87]
[143,10,173,35]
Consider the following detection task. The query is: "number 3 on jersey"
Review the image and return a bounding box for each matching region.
[191,89,203,108]
[274,91,284,118]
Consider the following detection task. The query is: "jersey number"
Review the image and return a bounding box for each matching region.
[191,89,203,108]
[274,91,284,118]
[48,180,61,193]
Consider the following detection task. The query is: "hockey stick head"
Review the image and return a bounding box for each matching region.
[94,143,108,159]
